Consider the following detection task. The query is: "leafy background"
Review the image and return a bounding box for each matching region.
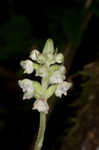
[0,0,99,150]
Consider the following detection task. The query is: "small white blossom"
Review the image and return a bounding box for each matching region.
[49,71,65,84]
[18,79,34,100]
[60,65,66,74]
[20,60,34,74]
[33,99,49,114]
[55,81,72,98]
[55,53,64,63]
[29,49,40,61]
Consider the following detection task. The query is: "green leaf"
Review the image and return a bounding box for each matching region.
[32,81,43,99]
[33,63,40,70]
[0,16,33,60]
[33,81,42,92]
[45,85,57,99]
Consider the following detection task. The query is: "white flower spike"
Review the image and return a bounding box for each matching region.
[18,79,34,100]
[18,39,72,150]
[20,60,34,74]
[18,39,72,114]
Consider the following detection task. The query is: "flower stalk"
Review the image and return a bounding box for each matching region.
[34,112,46,150]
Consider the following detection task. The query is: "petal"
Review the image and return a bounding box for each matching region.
[23,91,34,100]
[49,71,65,84]
[18,79,34,100]
[20,60,34,74]
[55,81,72,98]
[60,65,66,74]
[18,79,33,89]
[29,49,40,61]
[33,99,49,114]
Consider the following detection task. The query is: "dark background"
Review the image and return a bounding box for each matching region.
[0,0,99,150]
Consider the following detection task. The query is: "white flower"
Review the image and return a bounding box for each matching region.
[55,81,72,98]
[29,49,40,61]
[49,71,65,84]
[33,99,49,114]
[55,53,64,63]
[18,79,34,100]
[20,60,34,74]
[59,65,66,74]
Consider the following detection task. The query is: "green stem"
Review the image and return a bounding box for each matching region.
[34,112,46,150]
[42,77,48,90]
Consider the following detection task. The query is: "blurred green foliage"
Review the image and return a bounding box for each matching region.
[62,8,85,46]
[0,16,33,59]
[91,0,99,16]
[45,6,85,46]
[0,0,99,60]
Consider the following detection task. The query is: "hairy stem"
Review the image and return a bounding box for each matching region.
[34,112,46,150]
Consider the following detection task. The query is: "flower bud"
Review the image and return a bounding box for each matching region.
[43,39,54,54]
[55,53,64,63]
